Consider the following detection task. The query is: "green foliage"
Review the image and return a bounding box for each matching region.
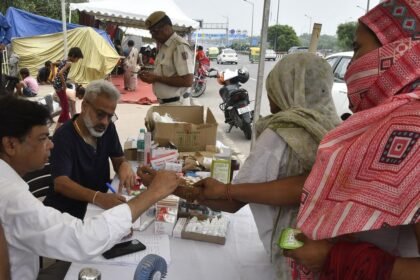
[0,0,87,23]
[298,33,338,51]
[336,22,357,51]
[267,25,300,52]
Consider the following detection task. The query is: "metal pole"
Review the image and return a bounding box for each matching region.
[251,0,271,148]
[61,0,68,59]
[366,0,370,13]
[276,0,280,24]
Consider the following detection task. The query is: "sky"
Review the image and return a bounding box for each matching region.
[174,0,381,36]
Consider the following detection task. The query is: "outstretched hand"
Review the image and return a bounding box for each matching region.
[283,233,333,273]
[147,170,180,200]
[137,165,156,187]
[194,177,228,201]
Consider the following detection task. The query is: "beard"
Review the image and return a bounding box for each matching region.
[83,114,107,138]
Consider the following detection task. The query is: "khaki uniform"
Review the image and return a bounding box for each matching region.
[153,33,194,104]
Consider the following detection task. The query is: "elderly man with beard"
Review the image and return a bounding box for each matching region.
[44,80,136,219]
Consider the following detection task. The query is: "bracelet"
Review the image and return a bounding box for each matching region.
[92,191,99,205]
[225,184,233,202]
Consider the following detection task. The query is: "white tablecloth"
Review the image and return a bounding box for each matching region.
[65,205,276,280]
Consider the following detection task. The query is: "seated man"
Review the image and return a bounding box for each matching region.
[16,68,38,97]
[44,79,136,219]
[37,60,54,85]
[0,95,178,279]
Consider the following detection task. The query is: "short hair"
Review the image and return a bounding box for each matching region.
[45,61,52,67]
[83,80,120,103]
[0,96,51,151]
[198,46,203,51]
[19,68,30,77]
[128,40,135,47]
[76,85,85,99]
[68,47,84,59]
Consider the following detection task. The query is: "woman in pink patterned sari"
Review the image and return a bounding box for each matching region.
[286,0,420,279]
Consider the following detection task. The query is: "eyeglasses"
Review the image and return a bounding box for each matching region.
[85,100,118,123]
[149,23,165,34]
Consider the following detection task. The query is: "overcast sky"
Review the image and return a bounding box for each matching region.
[174,0,381,36]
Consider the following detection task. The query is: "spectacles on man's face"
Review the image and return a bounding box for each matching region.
[85,100,118,123]
[149,23,165,35]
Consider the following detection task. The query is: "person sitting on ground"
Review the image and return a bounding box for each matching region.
[37,60,54,85]
[43,80,137,220]
[139,52,340,279]
[53,47,84,132]
[0,95,179,280]
[15,68,38,97]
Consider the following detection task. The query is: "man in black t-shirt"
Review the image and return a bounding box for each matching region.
[44,80,137,219]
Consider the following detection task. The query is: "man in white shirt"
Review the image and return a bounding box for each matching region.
[0,95,178,280]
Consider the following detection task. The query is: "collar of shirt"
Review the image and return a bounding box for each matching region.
[163,32,178,48]
[0,159,28,191]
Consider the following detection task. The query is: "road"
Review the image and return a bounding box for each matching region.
[193,54,278,160]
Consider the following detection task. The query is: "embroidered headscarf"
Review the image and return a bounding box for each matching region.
[297,0,420,241]
[256,52,340,172]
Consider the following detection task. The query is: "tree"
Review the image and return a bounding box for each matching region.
[0,0,87,23]
[267,25,300,52]
[336,22,357,51]
[299,33,338,52]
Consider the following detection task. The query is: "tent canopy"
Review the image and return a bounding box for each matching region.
[12,27,120,85]
[5,7,112,45]
[0,12,10,44]
[70,0,199,33]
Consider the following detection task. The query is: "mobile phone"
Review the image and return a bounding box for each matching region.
[102,239,146,259]
[277,228,304,250]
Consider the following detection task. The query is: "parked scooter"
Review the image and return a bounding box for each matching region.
[208,67,253,139]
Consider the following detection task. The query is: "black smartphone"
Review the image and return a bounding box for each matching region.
[102,239,146,259]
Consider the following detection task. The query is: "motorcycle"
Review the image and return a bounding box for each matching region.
[190,64,208,98]
[208,67,253,140]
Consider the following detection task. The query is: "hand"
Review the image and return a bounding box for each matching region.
[194,177,227,201]
[147,170,179,201]
[139,71,157,84]
[284,233,333,273]
[137,165,156,187]
[118,162,136,192]
[94,192,127,209]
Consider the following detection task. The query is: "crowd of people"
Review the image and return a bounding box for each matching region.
[0,1,419,279]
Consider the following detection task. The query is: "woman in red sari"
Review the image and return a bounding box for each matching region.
[286,1,420,279]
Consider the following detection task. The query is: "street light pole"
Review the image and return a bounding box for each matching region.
[304,14,312,35]
[356,5,368,14]
[366,0,370,13]
[222,15,229,47]
[244,0,254,46]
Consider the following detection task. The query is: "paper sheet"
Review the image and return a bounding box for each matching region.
[88,234,171,265]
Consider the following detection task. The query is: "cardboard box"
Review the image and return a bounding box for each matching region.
[148,106,218,152]
[176,216,228,245]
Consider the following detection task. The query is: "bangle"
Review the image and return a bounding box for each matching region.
[225,184,233,202]
[92,191,99,204]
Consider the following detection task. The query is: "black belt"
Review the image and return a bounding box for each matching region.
[158,96,180,104]
[158,92,190,104]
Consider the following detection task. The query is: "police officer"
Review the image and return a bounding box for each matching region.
[139,11,194,105]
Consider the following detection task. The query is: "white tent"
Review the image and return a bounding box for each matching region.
[69,0,199,33]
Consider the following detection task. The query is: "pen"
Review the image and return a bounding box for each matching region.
[106,182,116,193]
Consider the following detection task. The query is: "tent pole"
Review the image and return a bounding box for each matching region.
[251,0,271,149]
[61,0,68,59]
[69,8,72,23]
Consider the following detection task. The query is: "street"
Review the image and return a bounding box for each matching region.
[194,54,278,160]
